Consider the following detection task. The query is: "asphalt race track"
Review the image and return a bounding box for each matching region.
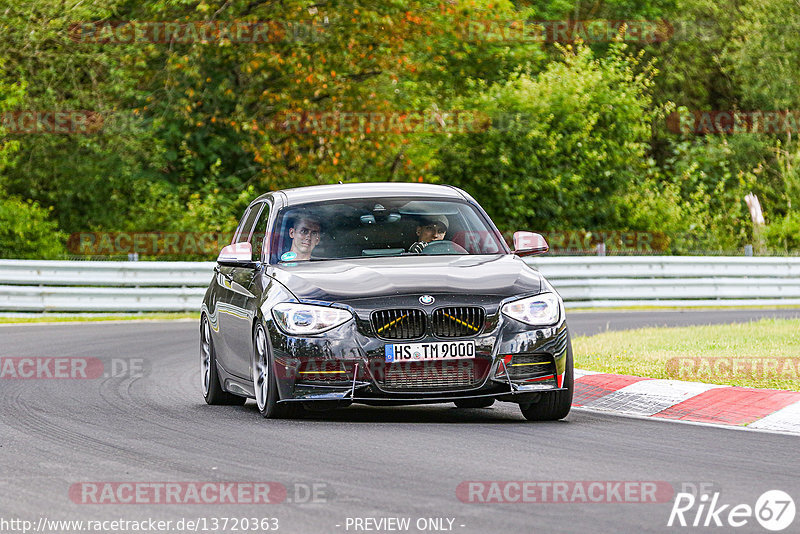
[1,310,799,533]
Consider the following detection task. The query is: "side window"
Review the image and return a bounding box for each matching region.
[251,203,271,261]
[233,203,263,245]
[232,208,251,244]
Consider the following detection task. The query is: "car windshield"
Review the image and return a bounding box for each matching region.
[270,197,507,262]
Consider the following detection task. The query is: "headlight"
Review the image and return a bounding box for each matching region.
[271,303,353,335]
[501,293,561,326]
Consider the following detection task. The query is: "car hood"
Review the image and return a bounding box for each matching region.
[269,254,543,302]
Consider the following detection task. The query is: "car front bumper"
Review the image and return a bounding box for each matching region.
[267,312,570,406]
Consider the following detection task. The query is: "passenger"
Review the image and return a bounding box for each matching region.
[286,213,322,261]
[408,215,448,253]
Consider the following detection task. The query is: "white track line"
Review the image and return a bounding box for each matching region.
[748,400,800,434]
[573,407,800,437]
[581,379,726,416]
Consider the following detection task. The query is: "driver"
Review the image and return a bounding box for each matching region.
[286,212,322,261]
[409,214,448,253]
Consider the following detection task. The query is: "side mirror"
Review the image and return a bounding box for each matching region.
[217,242,255,266]
[512,231,549,257]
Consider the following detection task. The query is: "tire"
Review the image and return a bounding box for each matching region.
[519,334,574,421]
[454,398,496,409]
[252,323,302,419]
[201,315,246,406]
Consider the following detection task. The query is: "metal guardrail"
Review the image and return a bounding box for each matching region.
[1,257,800,312]
[0,260,215,312]
[527,256,800,308]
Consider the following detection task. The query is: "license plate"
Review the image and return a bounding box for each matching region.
[385,340,476,362]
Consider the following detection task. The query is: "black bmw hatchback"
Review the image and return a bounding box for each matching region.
[200,182,573,420]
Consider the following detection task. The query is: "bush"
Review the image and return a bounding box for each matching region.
[434,43,658,234]
[764,211,800,253]
[660,135,758,253]
[0,195,66,259]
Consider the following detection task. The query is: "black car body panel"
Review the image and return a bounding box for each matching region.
[269,254,542,302]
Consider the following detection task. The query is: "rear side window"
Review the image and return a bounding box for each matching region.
[233,203,264,244]
[251,203,271,261]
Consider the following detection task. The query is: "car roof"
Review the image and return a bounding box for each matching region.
[251,182,467,206]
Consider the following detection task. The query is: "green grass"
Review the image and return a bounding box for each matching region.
[0,312,199,324]
[573,318,800,391]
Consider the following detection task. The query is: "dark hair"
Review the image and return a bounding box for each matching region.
[288,210,323,232]
[417,214,448,231]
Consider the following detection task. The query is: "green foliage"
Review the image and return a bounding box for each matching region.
[648,0,741,110]
[659,135,757,252]
[764,212,800,254]
[0,70,65,258]
[0,195,66,259]
[0,74,24,172]
[1,0,800,258]
[0,0,168,232]
[434,43,658,233]
[725,0,800,111]
[0,0,545,249]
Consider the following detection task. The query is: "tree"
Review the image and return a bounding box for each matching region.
[434,43,658,234]
[0,73,65,258]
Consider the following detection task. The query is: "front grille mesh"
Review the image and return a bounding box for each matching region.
[383,361,475,389]
[371,307,485,339]
[371,309,426,339]
[432,307,485,337]
[506,353,555,379]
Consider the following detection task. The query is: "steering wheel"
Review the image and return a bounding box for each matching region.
[420,240,469,255]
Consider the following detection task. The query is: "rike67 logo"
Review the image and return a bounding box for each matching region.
[668,490,795,531]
